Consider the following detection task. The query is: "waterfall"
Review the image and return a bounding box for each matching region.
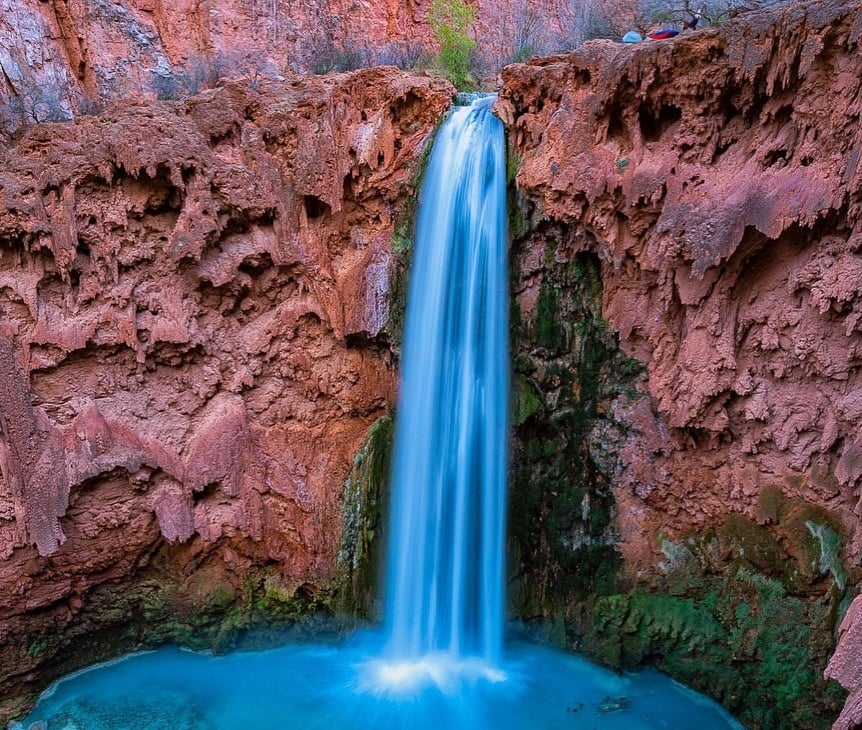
[382,95,509,675]
[20,92,745,730]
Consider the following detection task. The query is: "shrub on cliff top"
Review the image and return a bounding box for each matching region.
[429,0,477,89]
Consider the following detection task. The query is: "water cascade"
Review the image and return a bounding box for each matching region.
[19,97,743,730]
[382,95,508,677]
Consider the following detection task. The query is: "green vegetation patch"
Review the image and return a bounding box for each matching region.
[429,0,477,90]
[335,415,394,616]
[580,563,847,728]
[508,239,642,623]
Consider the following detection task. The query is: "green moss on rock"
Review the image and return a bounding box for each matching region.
[509,235,640,628]
[508,214,848,727]
[511,374,544,426]
[335,415,393,617]
[717,514,784,574]
[579,561,847,728]
[755,484,784,524]
[534,283,566,352]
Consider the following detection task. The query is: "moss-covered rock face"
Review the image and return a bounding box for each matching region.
[335,415,394,618]
[508,222,642,630]
[579,541,848,729]
[128,564,337,653]
[508,198,848,728]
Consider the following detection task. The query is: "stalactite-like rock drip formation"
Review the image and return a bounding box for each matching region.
[0,67,452,721]
[499,1,862,727]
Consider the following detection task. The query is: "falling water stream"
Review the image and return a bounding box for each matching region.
[382,95,508,676]
[20,97,741,730]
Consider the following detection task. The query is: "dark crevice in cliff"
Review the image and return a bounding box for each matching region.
[303,194,330,220]
[638,103,682,144]
[507,206,644,631]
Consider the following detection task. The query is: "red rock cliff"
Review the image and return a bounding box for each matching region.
[0,0,430,113]
[499,1,862,727]
[0,66,451,719]
[0,0,602,127]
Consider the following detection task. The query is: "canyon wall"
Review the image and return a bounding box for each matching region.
[0,66,451,721]
[499,1,862,728]
[0,0,428,116]
[3,0,862,728]
[0,0,589,129]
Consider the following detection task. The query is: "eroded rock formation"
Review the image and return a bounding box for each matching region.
[0,66,451,720]
[500,1,862,727]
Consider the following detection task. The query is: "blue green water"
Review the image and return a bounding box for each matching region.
[21,635,741,729]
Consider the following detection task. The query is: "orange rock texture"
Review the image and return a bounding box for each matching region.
[0,0,606,125]
[0,0,428,108]
[499,0,862,725]
[0,67,451,719]
[827,594,862,730]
